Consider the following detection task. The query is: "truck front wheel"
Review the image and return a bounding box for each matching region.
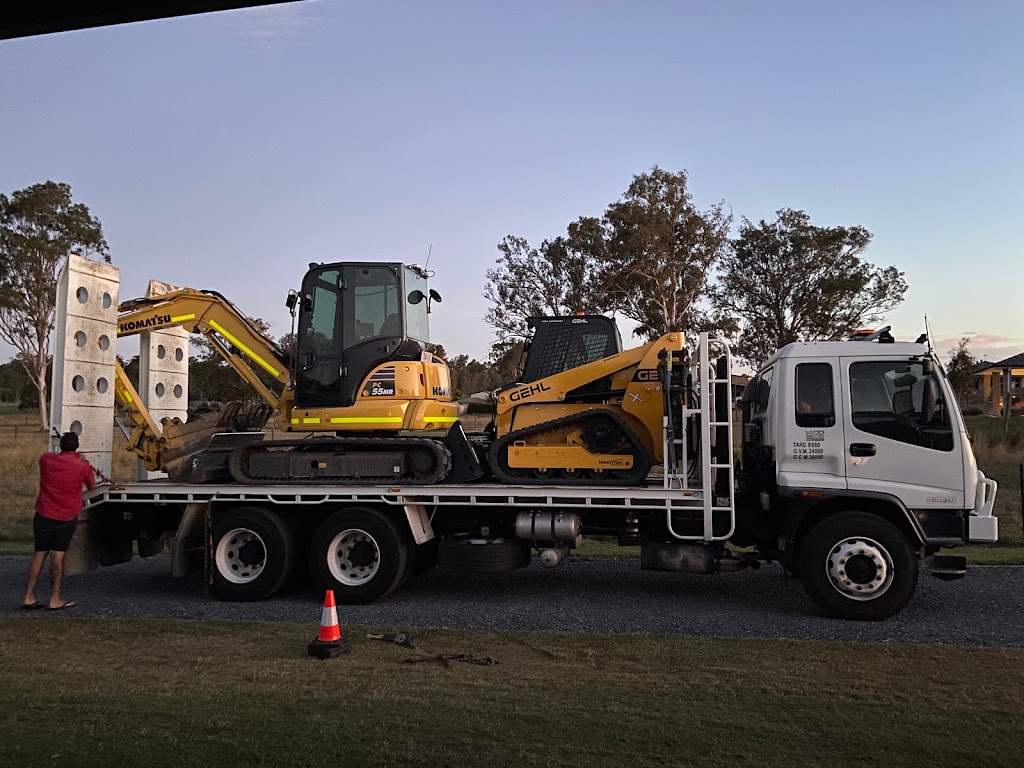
[309,508,409,604]
[798,512,918,621]
[211,506,295,601]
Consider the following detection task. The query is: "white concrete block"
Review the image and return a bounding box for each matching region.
[50,256,119,479]
[137,279,190,480]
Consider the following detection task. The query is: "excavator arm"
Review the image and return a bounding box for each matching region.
[113,288,293,475]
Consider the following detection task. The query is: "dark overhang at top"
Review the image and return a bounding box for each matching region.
[1,1,304,41]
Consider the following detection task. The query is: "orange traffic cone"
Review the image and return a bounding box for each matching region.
[308,589,352,658]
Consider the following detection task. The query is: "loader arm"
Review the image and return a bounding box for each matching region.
[113,288,293,473]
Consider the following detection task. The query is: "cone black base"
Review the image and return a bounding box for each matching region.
[308,638,353,659]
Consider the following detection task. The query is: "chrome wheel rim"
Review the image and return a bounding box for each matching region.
[825,536,894,601]
[327,528,381,586]
[215,527,267,584]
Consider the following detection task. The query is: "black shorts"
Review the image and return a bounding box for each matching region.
[33,514,77,552]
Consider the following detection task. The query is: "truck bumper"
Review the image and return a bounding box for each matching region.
[967,473,999,543]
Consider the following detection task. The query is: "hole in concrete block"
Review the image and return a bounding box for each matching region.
[157,345,166,359]
[70,420,83,435]
[99,335,110,351]
[156,383,166,397]
[75,331,87,348]
[173,384,183,398]
[102,292,112,309]
[175,348,184,362]
[97,378,109,394]
[76,287,89,303]
[72,375,85,392]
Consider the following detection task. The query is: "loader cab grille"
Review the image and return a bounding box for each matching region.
[520,315,622,385]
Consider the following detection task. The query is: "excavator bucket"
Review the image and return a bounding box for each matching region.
[159,401,273,481]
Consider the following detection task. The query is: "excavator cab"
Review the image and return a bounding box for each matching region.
[294,262,438,408]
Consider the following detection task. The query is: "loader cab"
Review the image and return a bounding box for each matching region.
[519,315,623,383]
[294,262,436,408]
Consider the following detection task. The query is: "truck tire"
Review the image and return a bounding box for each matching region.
[211,506,295,601]
[438,536,531,573]
[309,507,409,605]
[798,512,918,621]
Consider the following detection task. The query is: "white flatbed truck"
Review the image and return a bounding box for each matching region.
[67,331,1000,621]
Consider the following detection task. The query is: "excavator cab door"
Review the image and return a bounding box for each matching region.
[295,263,421,409]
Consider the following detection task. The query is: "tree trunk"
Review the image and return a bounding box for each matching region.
[36,370,49,433]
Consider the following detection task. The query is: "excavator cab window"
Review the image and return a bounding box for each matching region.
[295,262,428,409]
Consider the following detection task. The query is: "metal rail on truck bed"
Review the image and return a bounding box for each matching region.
[83,480,715,514]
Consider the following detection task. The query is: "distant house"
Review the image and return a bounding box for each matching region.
[972,353,1024,414]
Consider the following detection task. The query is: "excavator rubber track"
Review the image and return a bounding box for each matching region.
[229,437,453,485]
[488,408,651,486]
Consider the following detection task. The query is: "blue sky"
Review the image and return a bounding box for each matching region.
[1,0,1021,363]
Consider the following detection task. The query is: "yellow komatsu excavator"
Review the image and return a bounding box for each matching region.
[112,262,690,487]
[114,262,475,485]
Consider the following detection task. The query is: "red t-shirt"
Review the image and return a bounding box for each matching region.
[35,451,96,522]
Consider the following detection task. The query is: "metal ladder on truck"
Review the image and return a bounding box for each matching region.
[660,332,736,541]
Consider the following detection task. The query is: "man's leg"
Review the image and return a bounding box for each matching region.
[48,551,71,609]
[23,551,47,606]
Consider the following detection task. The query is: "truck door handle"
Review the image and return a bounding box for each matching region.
[850,443,876,457]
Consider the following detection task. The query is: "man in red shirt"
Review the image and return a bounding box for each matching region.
[21,432,96,611]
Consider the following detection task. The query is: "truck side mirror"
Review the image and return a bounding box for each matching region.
[408,290,426,305]
[429,289,442,303]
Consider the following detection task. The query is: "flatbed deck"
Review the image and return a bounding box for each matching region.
[84,479,711,513]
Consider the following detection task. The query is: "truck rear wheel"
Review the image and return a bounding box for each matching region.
[798,512,918,621]
[211,506,295,601]
[309,507,409,604]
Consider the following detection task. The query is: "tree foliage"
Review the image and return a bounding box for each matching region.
[0,181,109,429]
[603,167,731,339]
[712,208,907,367]
[485,167,732,348]
[946,336,976,408]
[442,342,524,400]
[484,217,612,349]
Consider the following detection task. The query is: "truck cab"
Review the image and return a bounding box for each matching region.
[738,333,998,619]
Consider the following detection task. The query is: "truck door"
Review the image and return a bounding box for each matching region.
[839,358,965,507]
[776,361,846,490]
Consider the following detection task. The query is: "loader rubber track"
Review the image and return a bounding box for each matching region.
[488,409,651,486]
[229,437,452,485]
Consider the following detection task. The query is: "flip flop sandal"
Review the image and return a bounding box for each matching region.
[20,602,46,611]
[47,601,76,611]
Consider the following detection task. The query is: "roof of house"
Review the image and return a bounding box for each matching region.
[974,352,1024,373]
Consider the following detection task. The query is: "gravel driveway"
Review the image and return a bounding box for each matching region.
[3,555,1022,647]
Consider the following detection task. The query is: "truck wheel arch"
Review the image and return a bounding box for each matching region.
[789,494,924,564]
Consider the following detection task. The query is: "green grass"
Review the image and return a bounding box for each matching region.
[0,618,1022,768]
[0,406,36,417]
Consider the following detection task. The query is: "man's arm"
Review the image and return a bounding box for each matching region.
[82,460,96,490]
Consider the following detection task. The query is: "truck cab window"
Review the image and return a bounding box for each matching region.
[754,367,773,414]
[849,361,953,451]
[795,363,835,427]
